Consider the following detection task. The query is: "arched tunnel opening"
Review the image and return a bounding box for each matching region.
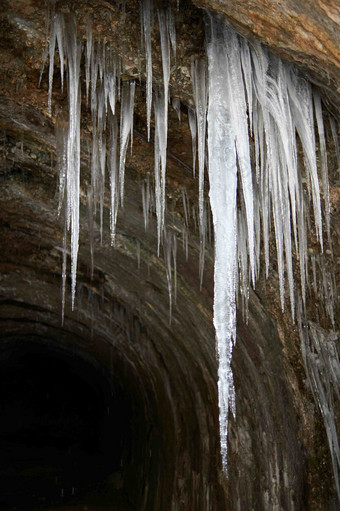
[0,326,172,511]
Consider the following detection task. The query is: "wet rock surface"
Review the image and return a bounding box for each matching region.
[0,0,339,510]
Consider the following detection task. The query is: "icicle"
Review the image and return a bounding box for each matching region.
[172,97,181,121]
[109,114,119,244]
[119,81,135,206]
[85,19,93,105]
[55,116,67,216]
[87,187,94,279]
[64,15,82,309]
[181,187,189,226]
[188,108,197,177]
[329,115,340,170]
[199,199,206,288]
[141,0,153,141]
[105,51,118,115]
[158,8,170,92]
[99,129,106,244]
[157,8,170,150]
[191,58,207,234]
[55,14,65,92]
[142,174,151,230]
[61,212,67,326]
[314,91,330,243]
[207,17,239,471]
[154,90,167,251]
[48,13,56,116]
[163,228,173,322]
[167,6,176,59]
[226,30,255,286]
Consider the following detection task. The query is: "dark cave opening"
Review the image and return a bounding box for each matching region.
[0,337,140,510]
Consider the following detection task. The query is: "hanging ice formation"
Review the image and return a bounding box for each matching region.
[141,0,153,141]
[206,15,337,478]
[45,1,338,491]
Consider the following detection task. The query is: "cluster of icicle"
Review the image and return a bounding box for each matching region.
[45,0,339,489]
[50,3,180,322]
[205,16,339,473]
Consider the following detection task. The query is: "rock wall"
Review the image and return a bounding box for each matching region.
[0,0,339,509]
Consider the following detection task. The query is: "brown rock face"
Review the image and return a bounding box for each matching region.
[194,0,340,113]
[0,0,339,510]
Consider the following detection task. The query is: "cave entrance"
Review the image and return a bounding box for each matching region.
[0,337,137,510]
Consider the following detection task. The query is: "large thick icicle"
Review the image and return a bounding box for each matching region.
[207,18,239,471]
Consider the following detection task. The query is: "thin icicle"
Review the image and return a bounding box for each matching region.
[141,0,153,141]
[188,108,197,176]
[55,116,67,216]
[157,8,171,112]
[191,58,207,235]
[109,114,119,244]
[314,91,330,243]
[142,174,151,231]
[48,13,56,116]
[172,97,181,121]
[87,187,94,279]
[154,91,167,251]
[329,115,340,170]
[199,199,206,287]
[55,14,65,92]
[163,228,173,322]
[61,213,67,326]
[167,6,176,58]
[119,81,135,205]
[85,19,93,105]
[182,187,189,226]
